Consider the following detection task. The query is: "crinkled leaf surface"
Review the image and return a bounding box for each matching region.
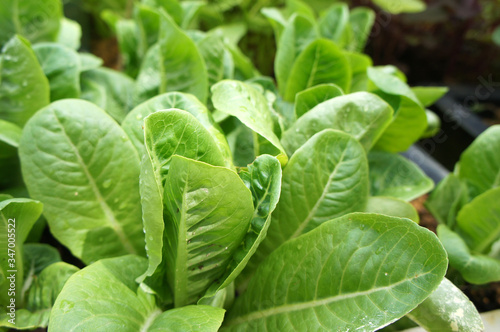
[1,262,79,330]
[458,125,500,198]
[162,156,253,306]
[368,151,434,201]
[139,110,230,283]
[201,155,282,300]
[0,0,62,47]
[224,213,448,331]
[122,92,231,164]
[284,39,351,101]
[252,130,369,268]
[19,99,145,264]
[282,92,393,155]
[0,35,50,127]
[33,43,80,101]
[49,255,225,331]
[407,278,483,332]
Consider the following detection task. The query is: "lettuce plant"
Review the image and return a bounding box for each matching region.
[0,0,485,331]
[427,125,500,285]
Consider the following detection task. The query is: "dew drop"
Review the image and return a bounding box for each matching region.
[60,300,74,313]
[384,272,388,276]
[136,114,143,120]
[103,179,112,188]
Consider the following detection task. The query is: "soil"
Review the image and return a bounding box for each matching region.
[90,37,121,70]
[411,194,437,234]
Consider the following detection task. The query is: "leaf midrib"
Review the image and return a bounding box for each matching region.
[52,111,137,255]
[225,272,432,327]
[289,147,348,239]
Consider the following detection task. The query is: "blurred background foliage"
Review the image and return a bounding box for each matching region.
[62,0,499,84]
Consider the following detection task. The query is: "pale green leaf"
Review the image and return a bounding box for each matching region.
[458,125,500,198]
[456,187,500,254]
[224,213,448,331]
[0,0,62,47]
[1,262,79,330]
[407,278,483,332]
[372,0,426,14]
[294,83,344,119]
[368,151,434,201]
[162,156,253,306]
[411,86,448,107]
[158,10,208,103]
[253,130,369,267]
[0,35,49,127]
[0,198,43,307]
[78,53,103,72]
[373,96,427,153]
[282,92,393,155]
[348,7,375,52]
[364,196,419,223]
[122,92,232,164]
[56,18,81,50]
[139,109,230,285]
[80,67,135,123]
[425,174,468,228]
[0,120,22,150]
[438,225,500,284]
[318,3,350,48]
[180,1,206,29]
[50,256,224,331]
[19,100,145,264]
[275,14,318,97]
[212,80,287,163]
[33,43,81,101]
[201,155,282,300]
